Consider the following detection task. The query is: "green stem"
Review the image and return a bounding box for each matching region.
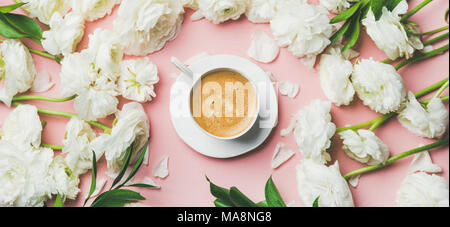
[395,44,449,70]
[28,48,62,64]
[420,95,449,105]
[401,0,433,22]
[14,0,30,14]
[337,78,449,133]
[432,80,449,99]
[12,95,76,102]
[344,138,450,179]
[11,102,111,132]
[420,25,449,36]
[41,143,64,150]
[423,32,449,46]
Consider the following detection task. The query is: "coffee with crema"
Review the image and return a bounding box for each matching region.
[190,70,258,138]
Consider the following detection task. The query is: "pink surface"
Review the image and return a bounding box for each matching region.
[0,0,449,207]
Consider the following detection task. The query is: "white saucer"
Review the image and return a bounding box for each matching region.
[169,55,279,159]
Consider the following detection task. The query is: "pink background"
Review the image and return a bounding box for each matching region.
[0,0,448,207]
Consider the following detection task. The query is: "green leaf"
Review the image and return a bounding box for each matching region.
[111,143,134,189]
[229,187,258,207]
[371,0,385,21]
[342,14,361,53]
[53,194,63,207]
[264,176,286,207]
[313,196,320,207]
[3,13,42,40]
[330,19,352,44]
[83,151,97,206]
[0,14,27,39]
[127,183,159,189]
[257,200,268,207]
[206,176,233,206]
[90,189,146,207]
[214,199,233,207]
[117,141,150,189]
[0,2,26,13]
[330,1,362,24]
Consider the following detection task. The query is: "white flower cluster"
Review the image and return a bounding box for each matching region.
[318,0,356,14]
[339,129,390,165]
[114,0,185,56]
[22,0,71,24]
[398,92,449,139]
[362,0,423,60]
[282,99,336,165]
[91,102,150,176]
[0,105,79,207]
[270,0,333,68]
[0,39,36,107]
[192,0,248,24]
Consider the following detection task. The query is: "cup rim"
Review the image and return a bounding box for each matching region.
[188,67,261,140]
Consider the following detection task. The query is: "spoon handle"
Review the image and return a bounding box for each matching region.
[171,57,194,79]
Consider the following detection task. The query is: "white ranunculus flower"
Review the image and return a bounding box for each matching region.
[0,141,54,207]
[195,0,248,24]
[63,117,101,176]
[118,58,160,103]
[48,156,80,201]
[319,46,355,106]
[362,0,423,60]
[182,0,198,10]
[297,159,354,207]
[246,0,277,23]
[71,0,120,22]
[0,39,37,107]
[270,0,332,68]
[91,102,150,176]
[397,172,449,207]
[42,12,85,56]
[60,28,122,120]
[22,0,71,24]
[398,92,449,139]
[282,100,336,165]
[339,129,390,165]
[318,0,356,14]
[352,58,406,114]
[1,105,42,151]
[114,0,185,56]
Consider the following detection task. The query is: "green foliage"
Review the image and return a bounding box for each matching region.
[0,3,42,43]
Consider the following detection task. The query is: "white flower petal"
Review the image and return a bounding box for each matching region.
[153,155,169,179]
[318,0,353,14]
[397,172,449,207]
[48,156,80,201]
[271,142,295,169]
[348,174,361,188]
[408,150,442,174]
[352,58,406,114]
[115,0,185,56]
[248,30,279,63]
[278,81,299,99]
[297,160,354,207]
[31,70,55,93]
